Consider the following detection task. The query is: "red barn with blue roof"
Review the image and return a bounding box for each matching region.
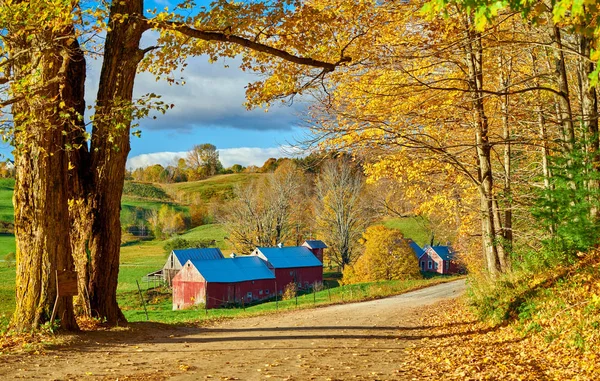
[252,243,323,293]
[302,240,328,262]
[162,248,224,285]
[418,245,460,274]
[172,255,276,309]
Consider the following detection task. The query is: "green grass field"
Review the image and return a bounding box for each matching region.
[383,216,431,246]
[0,178,14,224]
[0,264,15,328]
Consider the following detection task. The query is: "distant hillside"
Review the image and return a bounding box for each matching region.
[161,173,263,204]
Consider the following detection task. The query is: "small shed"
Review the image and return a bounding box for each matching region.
[302,240,328,262]
[172,255,276,310]
[163,248,224,285]
[252,245,323,293]
[418,245,459,275]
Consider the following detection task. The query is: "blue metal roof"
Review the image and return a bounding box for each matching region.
[409,241,424,258]
[303,240,328,249]
[172,248,224,265]
[255,246,323,268]
[429,246,454,261]
[189,256,275,283]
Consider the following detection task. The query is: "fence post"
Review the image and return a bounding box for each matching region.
[275,281,278,310]
[295,292,298,307]
[328,285,331,301]
[313,282,316,305]
[136,280,149,321]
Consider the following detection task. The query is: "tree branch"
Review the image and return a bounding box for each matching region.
[150,20,351,71]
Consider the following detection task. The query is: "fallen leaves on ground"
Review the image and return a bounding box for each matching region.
[402,253,600,380]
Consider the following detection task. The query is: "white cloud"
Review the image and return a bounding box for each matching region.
[126,146,306,170]
[127,151,188,169]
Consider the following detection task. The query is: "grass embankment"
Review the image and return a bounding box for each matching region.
[401,251,600,380]
[119,275,459,325]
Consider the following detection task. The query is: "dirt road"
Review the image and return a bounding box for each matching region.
[0,279,466,381]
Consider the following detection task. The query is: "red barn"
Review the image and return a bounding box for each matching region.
[302,240,328,262]
[418,245,460,275]
[251,245,323,293]
[172,255,275,310]
[162,248,224,285]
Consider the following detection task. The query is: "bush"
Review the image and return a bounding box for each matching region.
[282,282,297,300]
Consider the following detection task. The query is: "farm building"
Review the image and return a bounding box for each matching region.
[172,255,276,310]
[418,245,460,275]
[408,239,424,259]
[162,248,224,285]
[302,240,328,262]
[251,244,323,293]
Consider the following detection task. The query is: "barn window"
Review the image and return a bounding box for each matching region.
[290,271,294,276]
[421,261,425,270]
[246,292,253,299]
[170,255,174,268]
[445,261,449,270]
[259,290,263,295]
[428,261,432,269]
[434,262,438,270]
[265,289,270,294]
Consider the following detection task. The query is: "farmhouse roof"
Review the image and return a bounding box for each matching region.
[172,248,224,264]
[423,245,454,261]
[254,246,323,268]
[303,240,328,249]
[408,240,424,258]
[188,255,275,283]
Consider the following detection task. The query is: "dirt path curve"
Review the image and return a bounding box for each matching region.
[1,279,466,381]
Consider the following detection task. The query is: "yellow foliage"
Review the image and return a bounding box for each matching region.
[343,225,421,285]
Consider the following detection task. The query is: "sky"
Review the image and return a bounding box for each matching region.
[88,51,312,170]
[129,57,315,169]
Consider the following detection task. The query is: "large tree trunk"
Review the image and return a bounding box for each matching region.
[577,35,599,218]
[463,15,503,277]
[9,28,82,331]
[81,0,147,324]
[551,25,576,151]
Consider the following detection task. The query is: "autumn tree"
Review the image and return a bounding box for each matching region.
[186,143,222,180]
[315,159,371,268]
[343,225,421,285]
[223,161,310,253]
